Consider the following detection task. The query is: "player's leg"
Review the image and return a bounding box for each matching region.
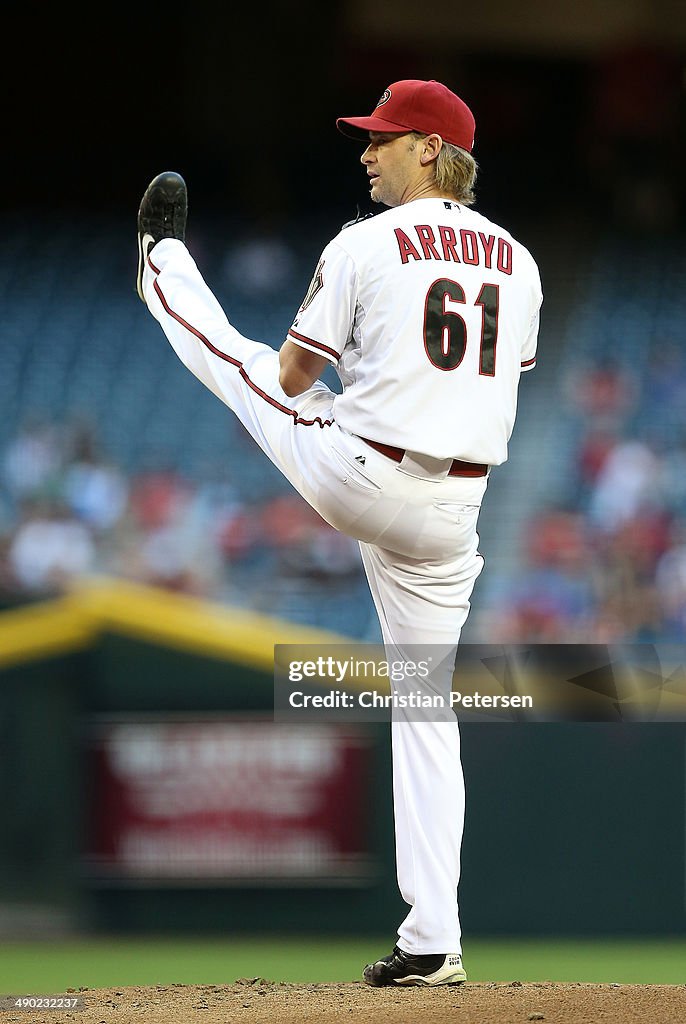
[141,238,431,546]
[358,493,485,969]
[360,545,476,957]
[136,174,417,546]
[136,174,347,519]
[141,238,331,474]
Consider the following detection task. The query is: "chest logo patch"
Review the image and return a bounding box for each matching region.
[298,258,325,313]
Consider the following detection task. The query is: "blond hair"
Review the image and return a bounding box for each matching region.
[410,132,478,206]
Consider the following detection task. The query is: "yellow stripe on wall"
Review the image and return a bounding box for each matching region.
[0,576,354,671]
[0,599,96,669]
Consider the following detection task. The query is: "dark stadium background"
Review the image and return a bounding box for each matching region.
[9,4,683,229]
[1,0,685,987]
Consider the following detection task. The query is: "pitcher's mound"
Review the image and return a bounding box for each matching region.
[49,978,686,1024]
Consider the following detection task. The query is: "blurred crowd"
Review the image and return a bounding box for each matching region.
[2,340,685,645]
[1,322,684,645]
[488,342,686,643]
[0,415,375,636]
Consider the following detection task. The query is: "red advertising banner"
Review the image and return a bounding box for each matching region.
[84,718,374,884]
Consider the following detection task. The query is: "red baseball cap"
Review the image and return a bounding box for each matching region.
[336,79,476,152]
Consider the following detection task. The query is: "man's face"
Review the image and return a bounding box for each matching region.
[361,131,423,208]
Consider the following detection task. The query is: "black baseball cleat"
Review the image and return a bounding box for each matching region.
[363,946,467,987]
[136,171,188,302]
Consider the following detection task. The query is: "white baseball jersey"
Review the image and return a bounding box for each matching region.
[288,198,542,466]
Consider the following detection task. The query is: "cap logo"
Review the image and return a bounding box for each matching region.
[375,88,391,108]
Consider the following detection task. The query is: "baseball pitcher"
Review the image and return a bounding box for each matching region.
[135,78,542,987]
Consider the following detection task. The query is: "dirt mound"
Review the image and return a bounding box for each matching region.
[14,979,686,1024]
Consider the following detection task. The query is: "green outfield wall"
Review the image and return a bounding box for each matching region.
[0,580,684,936]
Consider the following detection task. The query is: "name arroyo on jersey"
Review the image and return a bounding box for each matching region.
[395,224,513,274]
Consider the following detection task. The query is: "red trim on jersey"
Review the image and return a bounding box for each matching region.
[287,329,340,361]
[521,355,537,367]
[150,265,334,429]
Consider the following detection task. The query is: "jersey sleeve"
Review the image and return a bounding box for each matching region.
[286,240,357,366]
[520,264,543,373]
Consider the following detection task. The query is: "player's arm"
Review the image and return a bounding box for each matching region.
[279,240,357,396]
[279,341,329,397]
[520,260,543,372]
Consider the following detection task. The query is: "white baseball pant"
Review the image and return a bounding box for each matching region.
[142,238,488,954]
